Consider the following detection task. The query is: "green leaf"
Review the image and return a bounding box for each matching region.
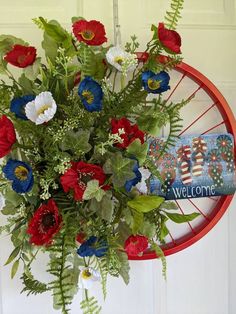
[83,180,106,202]
[42,32,59,62]
[132,209,144,234]
[103,153,136,188]
[18,73,36,94]
[5,246,21,265]
[126,139,148,166]
[128,195,164,213]
[139,220,156,238]
[24,57,41,80]
[71,16,85,24]
[60,130,92,154]
[165,212,200,223]
[11,259,20,279]
[137,107,168,136]
[160,223,169,241]
[99,193,114,222]
[39,17,68,42]
[117,251,130,285]
[160,201,178,210]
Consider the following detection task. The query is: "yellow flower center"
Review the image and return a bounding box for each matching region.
[82,90,94,104]
[80,30,95,41]
[147,79,161,90]
[81,270,92,280]
[14,166,28,181]
[37,104,51,115]
[114,56,124,65]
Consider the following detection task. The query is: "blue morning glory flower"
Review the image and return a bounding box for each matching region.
[10,95,35,120]
[78,77,103,112]
[3,159,34,193]
[77,236,108,258]
[142,70,170,94]
[125,161,142,192]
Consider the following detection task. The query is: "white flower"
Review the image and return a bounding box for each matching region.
[0,193,6,210]
[106,46,137,74]
[79,267,101,290]
[25,91,57,125]
[136,167,151,194]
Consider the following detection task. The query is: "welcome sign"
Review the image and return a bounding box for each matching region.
[149,134,236,200]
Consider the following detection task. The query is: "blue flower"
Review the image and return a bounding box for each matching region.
[77,236,108,258]
[10,95,35,120]
[78,77,103,112]
[142,70,170,94]
[3,159,34,193]
[125,161,142,192]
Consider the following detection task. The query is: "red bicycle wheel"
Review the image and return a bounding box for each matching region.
[129,57,236,260]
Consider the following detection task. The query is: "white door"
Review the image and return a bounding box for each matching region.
[0,1,235,313]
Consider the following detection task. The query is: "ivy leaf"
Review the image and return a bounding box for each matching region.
[60,130,92,154]
[103,153,136,188]
[128,195,164,213]
[165,212,200,223]
[24,57,41,80]
[126,139,148,166]
[5,246,21,265]
[11,259,20,279]
[83,180,106,202]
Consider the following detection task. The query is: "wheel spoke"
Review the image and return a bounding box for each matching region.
[179,101,218,136]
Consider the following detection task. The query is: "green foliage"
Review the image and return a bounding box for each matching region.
[47,213,79,314]
[126,139,148,166]
[151,242,167,279]
[165,212,200,223]
[80,294,101,314]
[103,153,136,188]
[164,0,184,30]
[11,259,20,279]
[128,195,164,213]
[21,269,48,296]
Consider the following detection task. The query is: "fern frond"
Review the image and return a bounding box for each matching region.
[97,258,108,300]
[21,269,48,296]
[47,212,79,314]
[80,292,102,314]
[151,242,167,279]
[32,18,47,30]
[164,0,184,30]
[158,97,192,157]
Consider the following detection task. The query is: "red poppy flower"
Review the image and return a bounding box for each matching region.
[124,235,149,256]
[60,161,109,201]
[111,117,145,149]
[0,115,16,158]
[158,23,181,54]
[27,199,62,246]
[4,45,37,68]
[76,232,86,244]
[72,20,107,46]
